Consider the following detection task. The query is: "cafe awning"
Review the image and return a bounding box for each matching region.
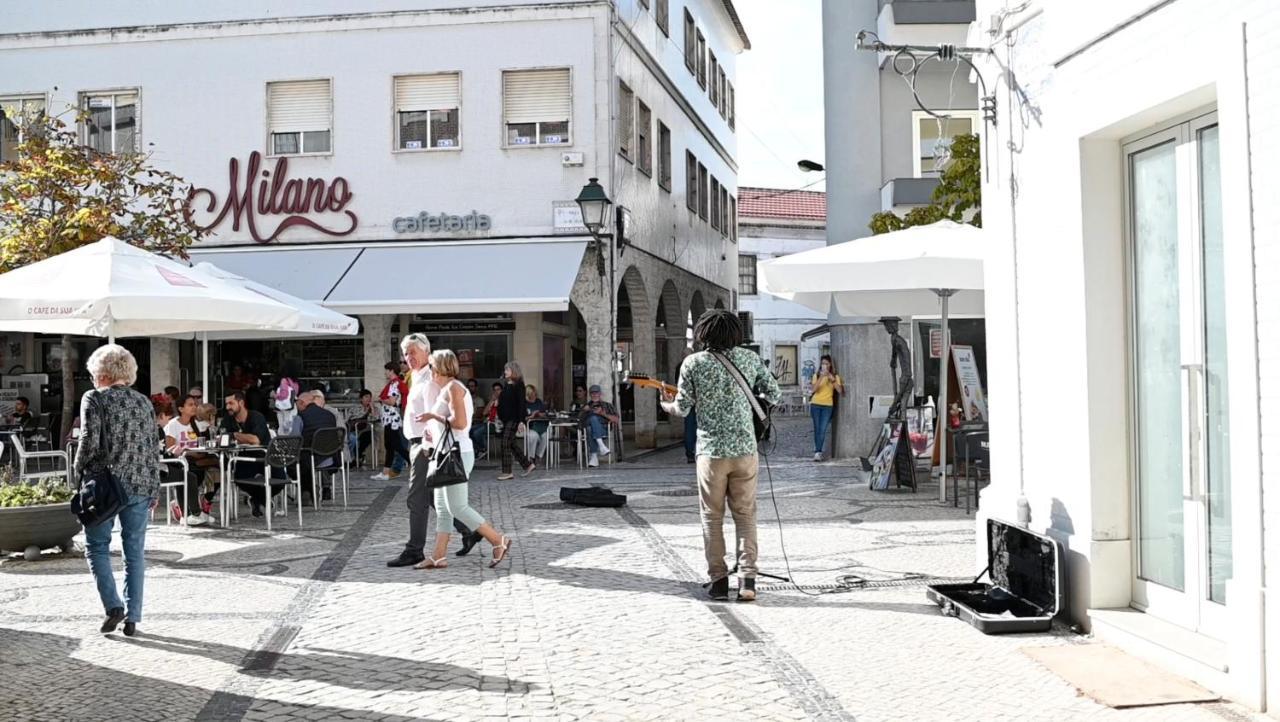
[189,238,590,315]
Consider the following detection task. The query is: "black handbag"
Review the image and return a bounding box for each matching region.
[70,391,129,528]
[426,419,469,489]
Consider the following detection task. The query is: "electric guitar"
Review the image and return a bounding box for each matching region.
[623,372,678,397]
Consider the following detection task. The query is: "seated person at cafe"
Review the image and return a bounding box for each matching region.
[523,385,551,461]
[8,396,33,429]
[164,394,218,527]
[312,389,345,427]
[569,386,589,414]
[221,390,279,518]
[577,385,619,468]
[346,389,375,461]
[296,391,338,503]
[470,382,503,453]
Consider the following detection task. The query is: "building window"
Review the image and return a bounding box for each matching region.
[618,81,634,161]
[696,31,707,88]
[708,53,719,107]
[728,195,737,241]
[636,100,652,176]
[81,91,139,154]
[394,73,461,150]
[658,121,671,190]
[685,150,698,211]
[709,177,721,231]
[718,184,729,236]
[684,10,696,73]
[912,109,979,176]
[738,254,757,295]
[717,68,727,119]
[267,80,331,156]
[656,0,669,35]
[728,83,735,130]
[1,95,45,161]
[698,163,708,220]
[504,68,572,146]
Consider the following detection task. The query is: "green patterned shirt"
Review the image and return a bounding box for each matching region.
[670,347,782,459]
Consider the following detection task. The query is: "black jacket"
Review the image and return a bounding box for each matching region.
[498,380,527,424]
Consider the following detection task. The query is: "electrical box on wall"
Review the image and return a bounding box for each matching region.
[561,152,584,166]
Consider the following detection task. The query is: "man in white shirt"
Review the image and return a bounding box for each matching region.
[387,333,478,566]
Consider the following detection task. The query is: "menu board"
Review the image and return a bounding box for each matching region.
[951,345,987,421]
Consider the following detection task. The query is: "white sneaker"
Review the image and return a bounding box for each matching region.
[371,472,390,481]
[597,440,611,456]
[813,452,823,462]
[588,453,599,468]
[274,507,286,517]
[185,512,208,527]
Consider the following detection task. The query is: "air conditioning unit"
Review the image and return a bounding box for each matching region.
[737,311,754,342]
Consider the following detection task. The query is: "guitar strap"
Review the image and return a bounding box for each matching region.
[710,350,767,424]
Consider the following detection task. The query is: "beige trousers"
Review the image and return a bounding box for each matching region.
[695,453,759,581]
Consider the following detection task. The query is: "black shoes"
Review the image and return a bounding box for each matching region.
[456,530,483,557]
[387,551,425,568]
[250,501,264,518]
[686,456,696,464]
[707,577,730,601]
[100,607,125,634]
[738,578,756,602]
[123,622,137,637]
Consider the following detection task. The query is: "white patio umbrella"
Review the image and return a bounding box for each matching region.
[178,262,359,402]
[759,220,985,502]
[0,237,300,340]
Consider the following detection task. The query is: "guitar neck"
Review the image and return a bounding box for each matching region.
[628,377,678,396]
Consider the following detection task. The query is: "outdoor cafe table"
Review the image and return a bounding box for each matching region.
[186,443,263,527]
[547,418,578,470]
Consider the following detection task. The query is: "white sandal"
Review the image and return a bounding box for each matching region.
[489,536,514,568]
[413,557,449,569]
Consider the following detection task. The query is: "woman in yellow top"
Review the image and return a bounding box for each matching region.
[809,354,844,461]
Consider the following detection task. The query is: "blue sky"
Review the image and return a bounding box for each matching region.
[734,0,825,192]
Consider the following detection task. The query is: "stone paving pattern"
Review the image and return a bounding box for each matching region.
[0,418,1265,721]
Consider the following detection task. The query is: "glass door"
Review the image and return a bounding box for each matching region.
[1126,112,1230,637]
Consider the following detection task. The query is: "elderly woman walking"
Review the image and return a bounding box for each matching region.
[414,350,513,569]
[77,344,161,637]
[497,361,535,481]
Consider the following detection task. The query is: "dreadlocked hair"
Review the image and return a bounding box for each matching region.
[693,309,744,352]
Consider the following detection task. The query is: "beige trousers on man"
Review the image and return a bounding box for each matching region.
[695,453,759,581]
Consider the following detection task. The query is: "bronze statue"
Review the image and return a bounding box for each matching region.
[880,316,912,419]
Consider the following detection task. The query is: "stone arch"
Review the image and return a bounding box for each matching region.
[618,265,657,447]
[654,280,683,382]
[714,298,726,310]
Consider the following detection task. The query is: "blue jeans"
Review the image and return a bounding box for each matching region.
[84,493,153,623]
[684,410,698,459]
[811,404,834,454]
[586,414,607,442]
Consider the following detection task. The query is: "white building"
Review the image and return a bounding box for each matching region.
[735,187,827,398]
[974,0,1280,712]
[821,0,980,457]
[0,0,749,448]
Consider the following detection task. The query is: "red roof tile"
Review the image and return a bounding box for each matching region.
[738,186,826,222]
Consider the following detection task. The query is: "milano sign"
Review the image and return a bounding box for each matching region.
[185,151,358,244]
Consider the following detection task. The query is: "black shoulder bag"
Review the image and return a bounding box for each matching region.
[70,391,129,528]
[710,351,774,443]
[426,383,470,488]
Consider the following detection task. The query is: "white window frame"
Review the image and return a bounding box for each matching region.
[392,72,463,153]
[738,254,757,296]
[637,100,652,176]
[911,109,979,177]
[266,78,333,158]
[0,93,48,162]
[502,66,573,149]
[657,121,672,191]
[618,80,634,162]
[78,88,141,154]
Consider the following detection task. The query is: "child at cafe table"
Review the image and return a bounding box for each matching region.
[163,394,218,526]
[221,390,278,518]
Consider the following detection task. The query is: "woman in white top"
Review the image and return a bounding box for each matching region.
[413,349,513,570]
[163,395,218,526]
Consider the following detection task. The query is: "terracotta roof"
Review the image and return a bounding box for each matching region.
[738,186,826,222]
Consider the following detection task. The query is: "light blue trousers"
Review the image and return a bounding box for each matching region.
[432,451,483,532]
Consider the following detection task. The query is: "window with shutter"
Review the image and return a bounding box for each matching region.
[738,255,757,295]
[618,81,634,161]
[394,73,461,150]
[657,0,669,35]
[503,68,572,146]
[728,83,736,130]
[657,121,671,190]
[728,195,737,241]
[696,31,706,88]
[267,79,331,156]
[717,68,727,119]
[684,11,696,72]
[80,91,138,154]
[686,150,698,211]
[697,163,708,220]
[3,95,45,161]
[637,100,652,176]
[708,53,719,107]
[718,184,728,236]
[710,177,720,230]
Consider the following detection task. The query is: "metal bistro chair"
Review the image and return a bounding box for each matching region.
[159,456,190,526]
[307,426,348,509]
[228,435,304,531]
[959,430,991,515]
[576,420,623,468]
[348,419,376,469]
[10,434,70,483]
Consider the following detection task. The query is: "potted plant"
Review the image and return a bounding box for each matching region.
[0,469,79,560]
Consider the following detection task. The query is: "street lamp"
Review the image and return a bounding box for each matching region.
[797,159,825,172]
[575,178,620,413]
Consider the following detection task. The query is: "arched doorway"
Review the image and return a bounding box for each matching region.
[617,266,652,431]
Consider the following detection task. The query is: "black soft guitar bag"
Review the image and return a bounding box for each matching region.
[560,486,627,508]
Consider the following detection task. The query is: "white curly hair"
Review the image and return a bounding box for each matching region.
[86,344,138,386]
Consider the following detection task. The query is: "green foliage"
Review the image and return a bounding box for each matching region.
[0,471,73,508]
[869,132,982,235]
[0,107,205,272]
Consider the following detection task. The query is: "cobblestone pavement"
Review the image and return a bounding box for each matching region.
[0,417,1264,721]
